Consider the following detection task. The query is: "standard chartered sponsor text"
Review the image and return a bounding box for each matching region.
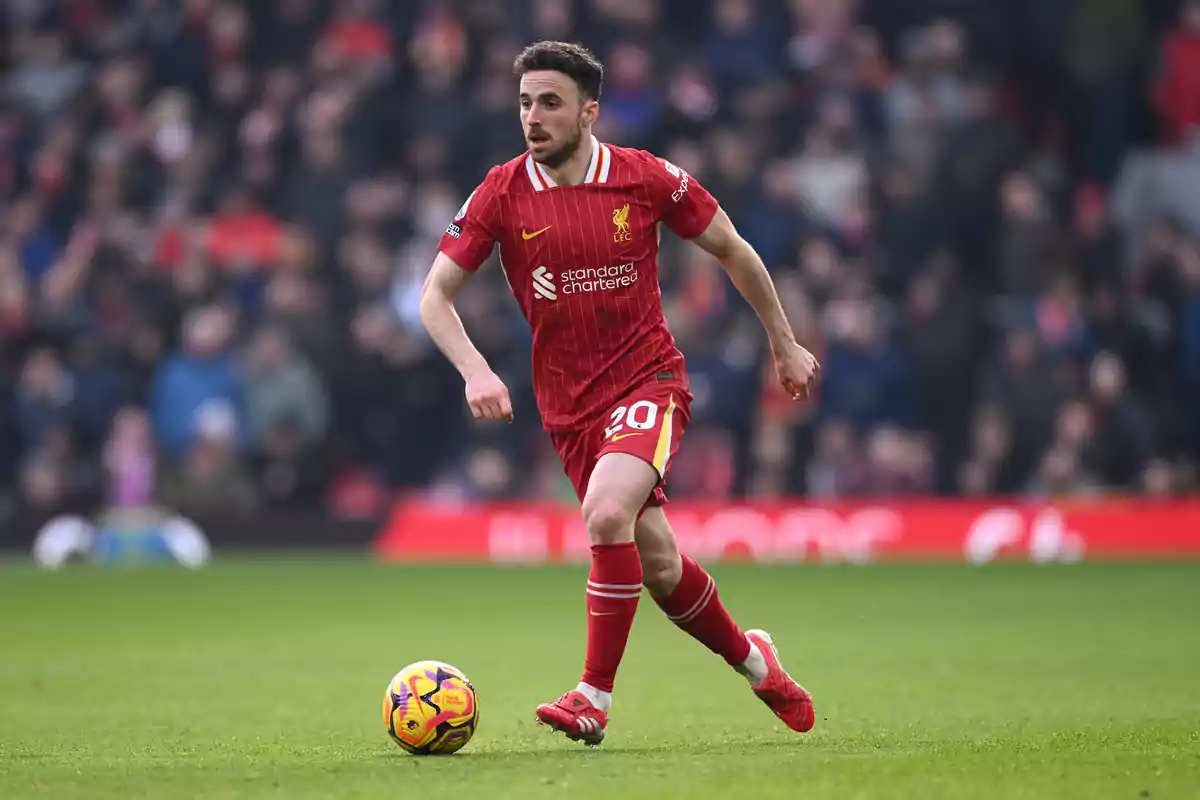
[561,262,637,295]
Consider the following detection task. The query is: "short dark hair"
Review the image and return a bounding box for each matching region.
[513,41,603,101]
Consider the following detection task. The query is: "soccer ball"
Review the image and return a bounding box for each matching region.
[382,661,479,755]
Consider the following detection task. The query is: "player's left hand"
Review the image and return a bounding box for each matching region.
[773,341,820,401]
[465,368,514,423]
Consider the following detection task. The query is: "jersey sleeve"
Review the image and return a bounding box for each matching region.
[641,152,719,240]
[437,168,502,271]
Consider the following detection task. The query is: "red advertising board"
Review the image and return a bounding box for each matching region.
[375,499,1200,564]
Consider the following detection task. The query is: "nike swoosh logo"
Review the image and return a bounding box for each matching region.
[611,432,643,442]
[589,610,618,616]
[522,226,552,240]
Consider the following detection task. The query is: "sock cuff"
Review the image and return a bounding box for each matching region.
[654,553,713,620]
[590,541,638,556]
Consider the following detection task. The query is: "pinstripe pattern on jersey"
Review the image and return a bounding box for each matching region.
[439,140,718,432]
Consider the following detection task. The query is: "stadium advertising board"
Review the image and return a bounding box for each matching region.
[3,509,381,558]
[375,500,1200,564]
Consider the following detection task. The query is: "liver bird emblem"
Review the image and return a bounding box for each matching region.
[612,203,631,235]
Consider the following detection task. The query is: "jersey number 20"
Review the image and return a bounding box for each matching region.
[605,400,658,439]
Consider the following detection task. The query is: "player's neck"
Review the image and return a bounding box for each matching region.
[541,135,595,187]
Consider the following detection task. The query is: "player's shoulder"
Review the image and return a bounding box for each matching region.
[601,143,684,187]
[454,156,529,224]
[603,144,674,173]
[474,154,531,194]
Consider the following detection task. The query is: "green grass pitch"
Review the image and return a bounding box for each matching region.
[1,558,1198,799]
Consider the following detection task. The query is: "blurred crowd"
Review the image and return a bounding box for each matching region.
[3,0,1200,523]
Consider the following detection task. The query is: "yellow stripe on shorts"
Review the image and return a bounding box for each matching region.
[651,394,677,477]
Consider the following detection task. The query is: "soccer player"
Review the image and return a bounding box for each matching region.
[420,41,819,746]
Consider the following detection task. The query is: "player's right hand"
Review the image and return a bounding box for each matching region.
[773,340,821,401]
[465,369,514,422]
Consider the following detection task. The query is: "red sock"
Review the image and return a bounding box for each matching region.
[580,542,642,693]
[654,554,751,666]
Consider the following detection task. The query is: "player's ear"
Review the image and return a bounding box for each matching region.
[581,98,599,126]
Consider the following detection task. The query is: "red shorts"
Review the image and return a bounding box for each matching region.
[550,380,691,506]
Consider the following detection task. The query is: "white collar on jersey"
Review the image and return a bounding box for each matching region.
[524,135,612,191]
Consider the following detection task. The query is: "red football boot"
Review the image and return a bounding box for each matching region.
[535,691,608,746]
[746,629,815,733]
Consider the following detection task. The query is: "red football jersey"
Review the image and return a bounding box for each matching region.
[437,136,720,431]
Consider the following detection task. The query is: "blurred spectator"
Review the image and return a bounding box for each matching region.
[1141,457,1177,497]
[996,171,1061,297]
[1071,185,1125,294]
[791,110,867,233]
[158,406,260,517]
[957,405,1017,496]
[704,0,779,99]
[805,418,865,498]
[900,262,975,485]
[860,426,933,496]
[10,28,89,119]
[2,0,1198,518]
[1112,137,1200,262]
[1152,0,1200,145]
[68,334,127,449]
[819,297,912,432]
[1026,443,1101,498]
[885,19,968,131]
[150,305,244,459]
[930,70,1024,280]
[103,406,157,508]
[1085,351,1154,487]
[598,41,661,145]
[243,325,328,450]
[19,454,70,514]
[13,347,75,454]
[979,328,1064,482]
[1063,0,1146,184]
[240,323,328,506]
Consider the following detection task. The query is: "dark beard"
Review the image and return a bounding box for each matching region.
[531,124,584,169]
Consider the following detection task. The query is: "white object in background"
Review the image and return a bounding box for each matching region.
[160,515,212,569]
[32,515,95,569]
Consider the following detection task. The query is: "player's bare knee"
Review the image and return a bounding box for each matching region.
[641,550,682,597]
[582,496,636,544]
